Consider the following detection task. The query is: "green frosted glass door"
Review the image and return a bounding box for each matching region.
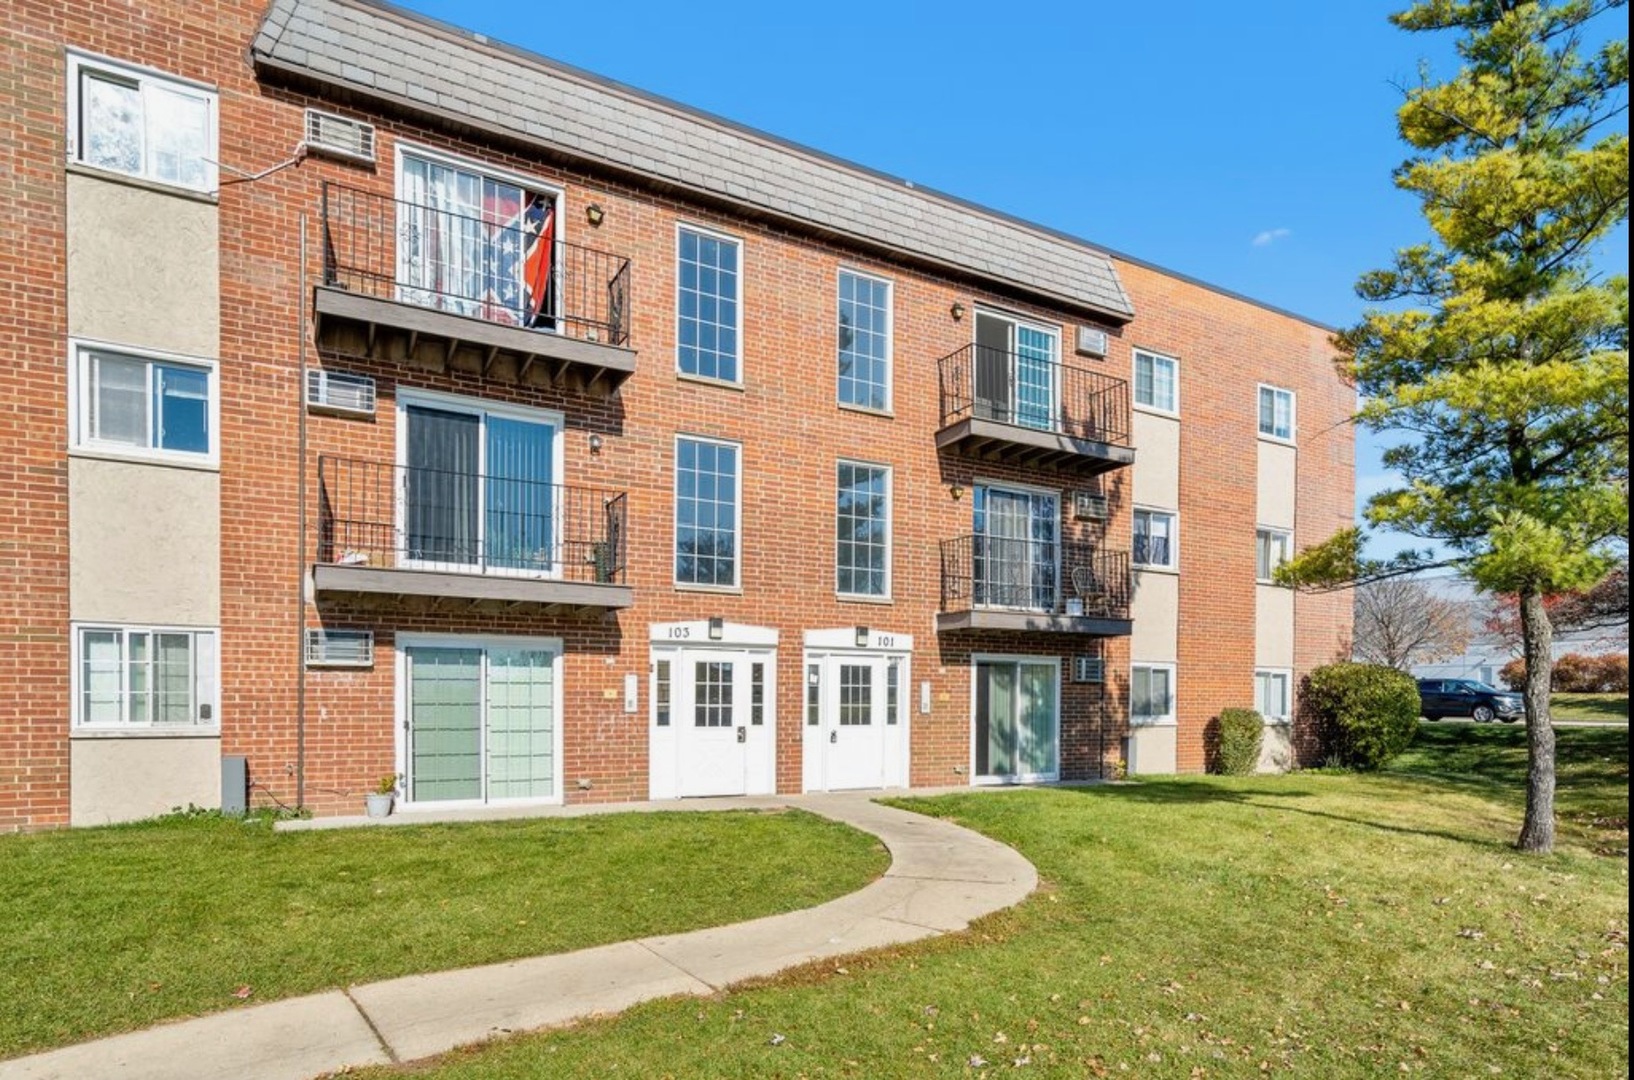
[407,647,482,802]
[974,659,1058,781]
[486,648,556,799]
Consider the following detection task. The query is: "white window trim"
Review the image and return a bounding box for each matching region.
[835,458,893,602]
[1133,505,1180,573]
[1255,525,1294,584]
[675,221,746,388]
[394,632,566,810]
[1130,661,1178,727]
[835,266,894,415]
[968,653,1062,784]
[673,432,745,592]
[66,50,219,194]
[67,337,221,469]
[1131,347,1180,417]
[1255,667,1294,724]
[70,623,220,734]
[1257,383,1297,443]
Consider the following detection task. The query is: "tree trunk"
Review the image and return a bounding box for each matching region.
[1516,588,1557,853]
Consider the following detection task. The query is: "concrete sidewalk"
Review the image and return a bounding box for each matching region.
[0,792,1037,1080]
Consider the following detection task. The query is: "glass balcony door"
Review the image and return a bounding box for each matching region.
[972,485,1059,611]
[974,311,1058,431]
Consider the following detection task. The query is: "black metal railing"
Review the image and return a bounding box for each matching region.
[318,455,628,584]
[320,182,632,346]
[940,536,1131,619]
[937,345,1130,446]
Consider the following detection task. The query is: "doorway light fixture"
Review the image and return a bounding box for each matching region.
[585,203,605,226]
[708,616,724,641]
[854,625,870,648]
[950,301,965,321]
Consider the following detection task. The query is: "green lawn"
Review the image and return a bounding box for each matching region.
[1553,692,1630,723]
[371,727,1629,1079]
[0,809,886,1058]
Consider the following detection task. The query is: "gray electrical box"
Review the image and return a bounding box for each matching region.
[221,755,249,816]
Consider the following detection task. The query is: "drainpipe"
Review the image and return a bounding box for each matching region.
[295,214,309,810]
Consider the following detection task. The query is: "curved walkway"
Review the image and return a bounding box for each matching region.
[0,791,1037,1080]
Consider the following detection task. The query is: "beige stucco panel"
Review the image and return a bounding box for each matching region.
[1257,440,1297,530]
[69,457,220,625]
[1259,722,1293,773]
[71,736,221,826]
[1131,410,1180,509]
[66,172,220,356]
[1131,570,1179,663]
[1256,584,1296,669]
[1127,724,1177,775]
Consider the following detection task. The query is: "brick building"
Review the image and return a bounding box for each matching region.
[0,0,1353,829]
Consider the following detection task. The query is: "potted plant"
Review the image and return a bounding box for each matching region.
[364,774,397,818]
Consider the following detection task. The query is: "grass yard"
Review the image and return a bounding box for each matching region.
[1553,692,1630,723]
[371,726,1629,1079]
[0,808,886,1059]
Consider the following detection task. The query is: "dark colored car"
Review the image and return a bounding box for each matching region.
[1417,679,1525,723]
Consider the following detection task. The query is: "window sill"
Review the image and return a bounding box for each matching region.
[673,582,744,596]
[1256,578,1293,588]
[1132,403,1179,420]
[72,727,221,740]
[836,592,894,605]
[65,161,219,204]
[1257,433,1297,447]
[1133,564,1179,576]
[676,372,746,392]
[1262,718,1292,727]
[838,403,894,420]
[68,447,220,473]
[1128,718,1178,729]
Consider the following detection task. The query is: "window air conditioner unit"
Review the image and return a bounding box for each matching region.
[1075,326,1109,358]
[1073,655,1106,684]
[1072,491,1111,521]
[303,109,377,165]
[305,629,374,668]
[306,369,376,416]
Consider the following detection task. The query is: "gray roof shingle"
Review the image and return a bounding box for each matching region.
[252,0,1135,321]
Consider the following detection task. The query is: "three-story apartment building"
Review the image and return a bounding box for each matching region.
[0,0,1353,829]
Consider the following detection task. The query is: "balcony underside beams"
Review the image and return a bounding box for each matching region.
[936,610,1133,636]
[936,417,1135,475]
[313,286,635,397]
[312,562,633,613]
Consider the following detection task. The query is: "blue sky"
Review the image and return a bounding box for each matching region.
[399,0,1627,557]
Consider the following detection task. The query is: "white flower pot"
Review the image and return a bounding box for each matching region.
[364,792,394,818]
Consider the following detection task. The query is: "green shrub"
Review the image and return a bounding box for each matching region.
[1306,662,1419,770]
[1215,708,1264,775]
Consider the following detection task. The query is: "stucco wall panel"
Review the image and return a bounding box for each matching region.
[70,736,221,825]
[1257,440,1297,530]
[1131,571,1179,663]
[1255,584,1296,670]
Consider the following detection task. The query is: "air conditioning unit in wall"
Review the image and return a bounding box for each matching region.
[1073,655,1106,684]
[305,629,374,668]
[305,369,376,417]
[1075,326,1109,358]
[1072,491,1111,521]
[303,109,377,165]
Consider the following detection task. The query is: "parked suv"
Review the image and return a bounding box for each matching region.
[1417,679,1525,723]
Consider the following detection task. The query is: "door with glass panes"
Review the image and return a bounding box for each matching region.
[402,641,559,805]
[973,658,1059,782]
[666,650,773,797]
[807,654,904,791]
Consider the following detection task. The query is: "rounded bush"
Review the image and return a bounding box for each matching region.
[1306,662,1419,771]
[1215,708,1264,775]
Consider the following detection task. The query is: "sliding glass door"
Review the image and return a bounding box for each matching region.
[972,485,1059,610]
[974,659,1059,782]
[973,311,1059,431]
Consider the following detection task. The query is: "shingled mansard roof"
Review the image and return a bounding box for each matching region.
[251,0,1136,323]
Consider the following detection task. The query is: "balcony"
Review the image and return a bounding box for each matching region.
[315,456,632,612]
[936,345,1134,473]
[938,536,1132,634]
[315,183,635,395]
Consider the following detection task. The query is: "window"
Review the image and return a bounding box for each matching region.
[839,664,872,726]
[1131,663,1175,725]
[1133,508,1177,569]
[838,270,891,411]
[1133,349,1178,413]
[654,660,671,727]
[694,661,734,727]
[68,53,216,192]
[1256,669,1291,722]
[677,226,741,383]
[806,662,821,726]
[837,461,891,598]
[1256,527,1293,582]
[675,436,741,588]
[886,658,901,726]
[72,343,217,464]
[1259,385,1295,440]
[75,625,217,729]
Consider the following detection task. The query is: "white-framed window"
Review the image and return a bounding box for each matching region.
[1256,669,1292,723]
[836,460,891,598]
[675,435,742,588]
[73,624,218,730]
[1133,508,1177,570]
[837,269,892,412]
[1256,526,1293,582]
[1258,384,1295,441]
[67,52,217,193]
[1132,349,1178,414]
[1131,663,1176,726]
[70,340,219,466]
[676,224,742,384]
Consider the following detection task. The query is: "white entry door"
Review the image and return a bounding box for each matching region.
[803,650,907,792]
[660,649,774,798]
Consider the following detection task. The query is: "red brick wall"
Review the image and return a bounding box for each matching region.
[0,0,1353,828]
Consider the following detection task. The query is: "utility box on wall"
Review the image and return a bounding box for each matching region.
[221,755,249,816]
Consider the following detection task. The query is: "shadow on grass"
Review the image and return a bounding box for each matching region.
[1553,694,1631,721]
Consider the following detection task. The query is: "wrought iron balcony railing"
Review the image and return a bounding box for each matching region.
[320,182,632,347]
[940,536,1131,619]
[317,455,628,584]
[937,344,1131,446]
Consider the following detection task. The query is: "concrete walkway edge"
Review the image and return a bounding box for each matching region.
[0,792,1037,1080]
